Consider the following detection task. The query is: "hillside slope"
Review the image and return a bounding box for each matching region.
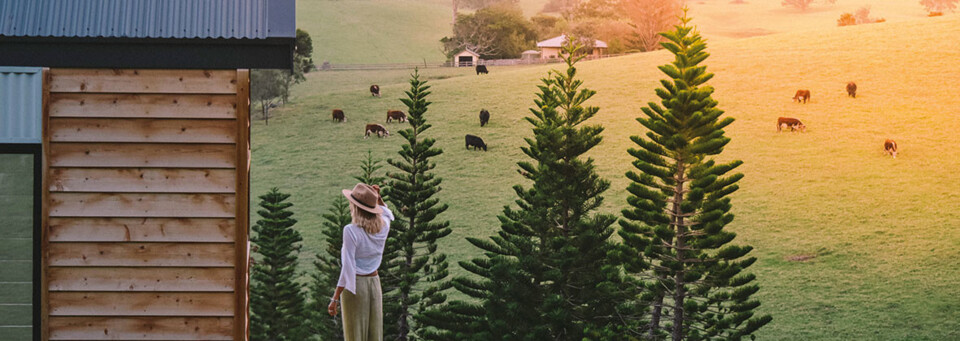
[254,16,960,340]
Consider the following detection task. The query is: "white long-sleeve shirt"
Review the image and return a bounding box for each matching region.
[337,205,394,294]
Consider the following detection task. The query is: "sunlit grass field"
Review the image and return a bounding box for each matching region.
[252,16,960,340]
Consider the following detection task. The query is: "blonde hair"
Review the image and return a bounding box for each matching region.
[350,203,384,234]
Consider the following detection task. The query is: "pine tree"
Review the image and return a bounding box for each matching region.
[619,11,771,340]
[422,39,636,340]
[354,150,387,186]
[380,69,453,340]
[250,188,309,341]
[306,195,350,340]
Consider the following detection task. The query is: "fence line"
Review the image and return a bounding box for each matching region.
[318,53,635,71]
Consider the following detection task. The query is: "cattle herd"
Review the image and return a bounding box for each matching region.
[329,80,493,151]
[779,82,897,158]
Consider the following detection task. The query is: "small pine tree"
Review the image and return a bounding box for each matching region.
[422,38,637,340]
[250,188,309,341]
[354,150,387,186]
[620,11,771,341]
[306,195,351,340]
[380,69,453,340]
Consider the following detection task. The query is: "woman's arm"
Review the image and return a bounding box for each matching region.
[328,286,344,316]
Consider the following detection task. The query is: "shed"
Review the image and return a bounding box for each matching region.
[0,1,295,340]
[521,50,541,62]
[536,34,608,59]
[453,49,480,67]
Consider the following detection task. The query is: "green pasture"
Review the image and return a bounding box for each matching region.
[252,17,960,340]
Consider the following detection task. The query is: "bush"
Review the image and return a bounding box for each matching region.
[837,13,857,26]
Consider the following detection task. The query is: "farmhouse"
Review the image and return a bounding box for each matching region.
[0,0,294,340]
[537,34,608,59]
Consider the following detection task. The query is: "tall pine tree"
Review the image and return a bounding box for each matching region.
[619,11,771,340]
[422,39,636,340]
[380,70,453,340]
[250,188,309,341]
[307,195,350,340]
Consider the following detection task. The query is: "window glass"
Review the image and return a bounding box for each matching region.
[0,153,34,341]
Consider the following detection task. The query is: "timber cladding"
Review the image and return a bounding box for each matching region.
[42,69,250,340]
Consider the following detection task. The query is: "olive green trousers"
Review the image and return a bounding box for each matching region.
[341,276,383,341]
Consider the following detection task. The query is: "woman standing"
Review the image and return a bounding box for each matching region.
[328,183,394,340]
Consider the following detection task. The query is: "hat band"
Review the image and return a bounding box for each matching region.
[351,194,377,210]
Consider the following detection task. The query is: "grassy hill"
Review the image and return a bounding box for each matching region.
[296,0,550,64]
[253,16,960,340]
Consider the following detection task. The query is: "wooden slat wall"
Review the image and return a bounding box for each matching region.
[43,69,249,341]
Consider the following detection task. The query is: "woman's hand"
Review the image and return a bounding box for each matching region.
[328,299,339,316]
[371,185,385,206]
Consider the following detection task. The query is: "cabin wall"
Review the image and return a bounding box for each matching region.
[42,69,250,340]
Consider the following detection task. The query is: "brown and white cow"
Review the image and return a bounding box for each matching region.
[793,89,811,104]
[884,139,898,158]
[365,124,389,138]
[846,82,857,98]
[386,110,407,123]
[332,109,345,122]
[777,117,806,133]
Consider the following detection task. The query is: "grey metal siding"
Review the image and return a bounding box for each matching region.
[0,0,294,40]
[0,67,42,144]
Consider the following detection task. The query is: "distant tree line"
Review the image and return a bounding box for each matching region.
[251,14,771,341]
[442,0,685,60]
[252,28,314,125]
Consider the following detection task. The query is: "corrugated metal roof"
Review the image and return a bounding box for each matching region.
[0,0,295,40]
[537,34,608,49]
[0,67,42,144]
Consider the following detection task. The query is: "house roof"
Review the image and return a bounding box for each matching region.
[455,49,480,57]
[536,34,608,49]
[0,0,295,69]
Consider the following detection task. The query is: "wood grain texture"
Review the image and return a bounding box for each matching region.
[49,292,234,316]
[49,218,234,243]
[49,316,233,340]
[49,193,235,218]
[234,69,252,341]
[41,67,53,341]
[49,168,235,193]
[49,93,237,119]
[49,267,234,292]
[49,69,237,94]
[48,243,234,267]
[49,143,236,168]
[50,118,236,143]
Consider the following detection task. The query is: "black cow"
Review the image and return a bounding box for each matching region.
[332,109,345,122]
[370,84,381,97]
[476,65,488,75]
[465,134,487,151]
[479,109,490,127]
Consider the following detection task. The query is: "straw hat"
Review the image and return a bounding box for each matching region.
[342,183,383,214]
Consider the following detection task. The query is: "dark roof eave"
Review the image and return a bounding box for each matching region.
[0,36,295,69]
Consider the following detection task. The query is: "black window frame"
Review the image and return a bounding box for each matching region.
[0,143,42,341]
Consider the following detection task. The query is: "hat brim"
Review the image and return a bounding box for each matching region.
[342,189,383,214]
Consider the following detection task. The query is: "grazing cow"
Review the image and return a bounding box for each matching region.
[846,82,857,98]
[465,134,487,151]
[476,65,488,75]
[777,117,806,132]
[332,109,345,122]
[365,124,389,138]
[370,85,381,97]
[386,110,407,123]
[479,109,490,127]
[884,139,898,158]
[793,90,811,103]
